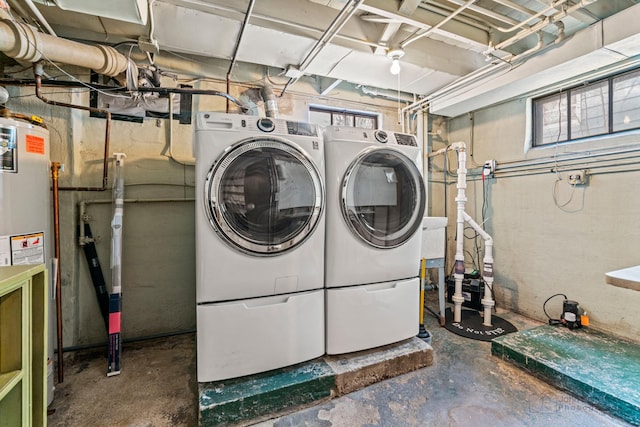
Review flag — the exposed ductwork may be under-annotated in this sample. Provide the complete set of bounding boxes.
[0,19,129,76]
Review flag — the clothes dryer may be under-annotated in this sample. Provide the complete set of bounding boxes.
[195,112,325,381]
[323,126,425,355]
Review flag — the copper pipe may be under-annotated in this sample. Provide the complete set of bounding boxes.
[51,162,64,383]
[35,72,111,191]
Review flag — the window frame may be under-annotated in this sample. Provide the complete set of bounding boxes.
[532,68,640,147]
[308,105,380,129]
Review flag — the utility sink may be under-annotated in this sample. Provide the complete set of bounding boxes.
[605,265,640,292]
[421,217,447,260]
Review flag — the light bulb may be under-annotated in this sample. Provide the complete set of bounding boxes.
[390,58,400,75]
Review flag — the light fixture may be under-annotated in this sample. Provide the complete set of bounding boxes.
[387,48,405,75]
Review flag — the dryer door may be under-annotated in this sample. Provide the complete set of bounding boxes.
[341,147,425,248]
[205,137,323,256]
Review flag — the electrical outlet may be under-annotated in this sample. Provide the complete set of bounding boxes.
[483,159,496,177]
[567,170,588,185]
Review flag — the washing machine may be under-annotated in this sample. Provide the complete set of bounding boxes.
[194,112,325,382]
[323,126,426,355]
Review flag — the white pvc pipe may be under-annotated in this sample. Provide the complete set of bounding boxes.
[449,141,467,323]
[437,141,495,325]
[462,212,494,326]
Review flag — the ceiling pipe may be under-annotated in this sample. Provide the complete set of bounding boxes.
[0,19,128,76]
[226,0,255,113]
[416,4,490,32]
[485,31,544,65]
[357,84,414,103]
[401,0,478,48]
[490,0,597,53]
[2,77,252,113]
[492,0,570,33]
[491,0,538,17]
[425,0,519,26]
[20,0,57,36]
[297,0,363,72]
[421,18,574,116]
[280,0,364,96]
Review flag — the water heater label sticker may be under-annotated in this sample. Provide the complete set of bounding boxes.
[9,232,45,265]
[26,134,45,155]
[0,236,10,266]
[0,125,17,173]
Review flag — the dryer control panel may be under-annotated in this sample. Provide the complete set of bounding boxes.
[323,126,418,147]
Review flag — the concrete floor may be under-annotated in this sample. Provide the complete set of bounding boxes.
[47,292,631,426]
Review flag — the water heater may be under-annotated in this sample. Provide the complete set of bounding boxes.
[0,116,55,404]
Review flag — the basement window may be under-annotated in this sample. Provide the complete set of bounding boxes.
[308,106,379,129]
[532,68,640,146]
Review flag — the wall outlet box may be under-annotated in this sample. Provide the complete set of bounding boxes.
[285,66,304,79]
[567,170,588,185]
[483,159,496,177]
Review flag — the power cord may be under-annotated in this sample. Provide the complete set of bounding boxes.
[543,293,567,325]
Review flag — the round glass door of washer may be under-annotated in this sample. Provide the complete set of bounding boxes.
[341,148,425,248]
[205,137,323,256]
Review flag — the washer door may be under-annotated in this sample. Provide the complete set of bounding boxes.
[341,147,425,248]
[205,137,323,256]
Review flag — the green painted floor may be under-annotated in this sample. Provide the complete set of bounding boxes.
[198,338,433,426]
[492,325,640,425]
[199,360,335,426]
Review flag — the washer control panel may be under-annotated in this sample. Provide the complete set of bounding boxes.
[198,113,318,138]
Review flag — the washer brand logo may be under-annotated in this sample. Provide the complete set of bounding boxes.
[312,141,319,150]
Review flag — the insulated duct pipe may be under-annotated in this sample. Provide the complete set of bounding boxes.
[260,83,278,118]
[0,19,128,76]
[429,142,495,325]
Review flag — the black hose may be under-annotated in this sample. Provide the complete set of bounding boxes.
[81,223,110,332]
